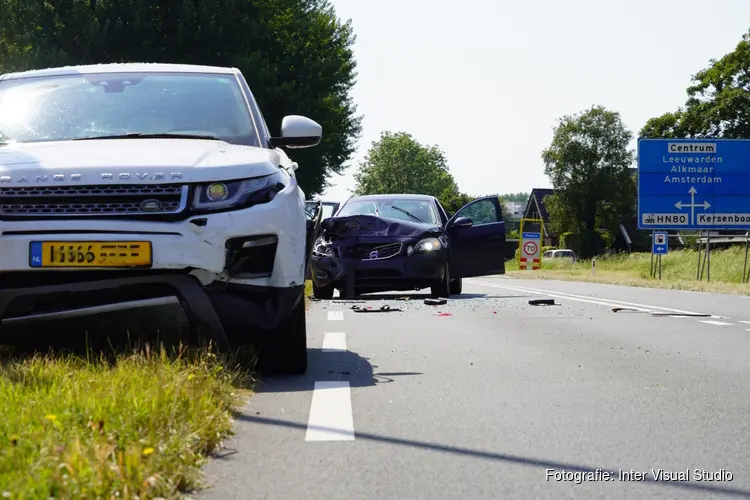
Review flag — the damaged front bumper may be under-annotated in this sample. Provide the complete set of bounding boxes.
[311,245,447,293]
[0,271,305,346]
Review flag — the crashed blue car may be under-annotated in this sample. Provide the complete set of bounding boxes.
[309,194,506,299]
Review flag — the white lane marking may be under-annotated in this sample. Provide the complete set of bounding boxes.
[466,280,652,311]
[327,310,344,321]
[700,320,733,326]
[739,321,750,324]
[322,332,347,352]
[305,381,355,441]
[467,279,715,316]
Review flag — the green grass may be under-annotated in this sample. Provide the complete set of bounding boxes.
[0,347,247,499]
[507,246,750,295]
[304,280,313,307]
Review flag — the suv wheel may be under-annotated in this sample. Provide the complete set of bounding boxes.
[258,295,308,375]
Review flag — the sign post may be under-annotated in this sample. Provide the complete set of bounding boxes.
[651,231,668,280]
[637,139,750,280]
[518,217,544,271]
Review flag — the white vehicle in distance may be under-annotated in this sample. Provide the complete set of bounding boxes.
[542,249,577,262]
[0,63,321,374]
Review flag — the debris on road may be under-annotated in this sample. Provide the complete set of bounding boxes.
[437,312,453,317]
[529,299,556,306]
[424,298,448,306]
[351,305,401,313]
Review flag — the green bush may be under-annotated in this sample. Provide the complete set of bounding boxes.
[561,230,605,259]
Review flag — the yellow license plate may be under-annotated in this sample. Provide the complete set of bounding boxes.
[29,241,152,268]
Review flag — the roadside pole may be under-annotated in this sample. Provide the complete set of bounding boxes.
[650,231,655,278]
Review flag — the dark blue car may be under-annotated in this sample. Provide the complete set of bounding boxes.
[309,194,506,299]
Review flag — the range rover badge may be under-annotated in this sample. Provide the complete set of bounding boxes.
[140,199,163,212]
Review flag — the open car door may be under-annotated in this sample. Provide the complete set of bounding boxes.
[446,196,506,278]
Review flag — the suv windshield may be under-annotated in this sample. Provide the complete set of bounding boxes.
[0,72,259,146]
[337,199,438,225]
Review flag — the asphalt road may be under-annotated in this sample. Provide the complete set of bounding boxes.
[200,276,750,500]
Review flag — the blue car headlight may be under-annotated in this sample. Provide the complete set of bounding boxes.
[408,237,441,255]
[191,171,286,212]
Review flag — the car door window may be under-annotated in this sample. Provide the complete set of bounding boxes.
[458,199,499,226]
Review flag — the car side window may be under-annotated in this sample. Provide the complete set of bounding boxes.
[457,199,499,226]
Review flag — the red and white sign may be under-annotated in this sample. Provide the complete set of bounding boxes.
[523,241,538,256]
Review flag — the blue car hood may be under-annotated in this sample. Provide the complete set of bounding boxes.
[321,215,442,239]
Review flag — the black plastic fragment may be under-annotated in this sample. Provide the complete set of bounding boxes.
[529,298,555,306]
[612,307,647,313]
[424,298,448,306]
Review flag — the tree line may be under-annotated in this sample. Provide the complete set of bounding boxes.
[1,2,747,258]
[352,28,750,258]
[540,29,750,258]
[351,30,750,259]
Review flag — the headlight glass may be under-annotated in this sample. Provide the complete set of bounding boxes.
[413,237,441,254]
[192,171,285,212]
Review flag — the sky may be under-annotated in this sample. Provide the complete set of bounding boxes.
[319,0,750,202]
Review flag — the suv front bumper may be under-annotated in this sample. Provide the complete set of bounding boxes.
[0,184,307,288]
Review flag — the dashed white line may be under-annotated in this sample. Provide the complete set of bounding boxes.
[322,332,347,352]
[327,310,344,321]
[739,321,750,324]
[700,320,733,326]
[305,381,355,441]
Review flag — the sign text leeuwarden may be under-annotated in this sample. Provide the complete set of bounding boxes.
[637,139,750,230]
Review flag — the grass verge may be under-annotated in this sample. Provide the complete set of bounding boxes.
[304,279,313,308]
[506,246,750,295]
[0,346,246,498]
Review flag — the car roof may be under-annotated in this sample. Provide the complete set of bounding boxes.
[0,63,237,81]
[346,194,436,203]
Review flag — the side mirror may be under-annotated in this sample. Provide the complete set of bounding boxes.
[269,115,322,149]
[451,216,473,228]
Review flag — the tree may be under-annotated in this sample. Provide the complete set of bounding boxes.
[542,105,635,257]
[0,0,360,197]
[353,131,469,210]
[641,29,750,139]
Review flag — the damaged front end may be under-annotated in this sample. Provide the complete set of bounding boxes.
[310,215,448,295]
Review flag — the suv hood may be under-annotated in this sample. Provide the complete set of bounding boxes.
[0,139,281,185]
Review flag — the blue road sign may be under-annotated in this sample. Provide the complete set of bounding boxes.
[638,138,750,230]
[652,231,668,255]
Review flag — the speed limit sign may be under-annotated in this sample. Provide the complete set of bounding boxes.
[519,231,542,270]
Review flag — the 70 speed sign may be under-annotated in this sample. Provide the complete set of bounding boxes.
[520,231,542,270]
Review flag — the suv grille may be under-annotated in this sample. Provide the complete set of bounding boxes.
[0,184,188,217]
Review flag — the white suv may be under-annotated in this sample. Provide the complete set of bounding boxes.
[0,63,321,374]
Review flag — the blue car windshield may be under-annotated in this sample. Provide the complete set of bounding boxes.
[0,72,259,146]
[337,199,438,225]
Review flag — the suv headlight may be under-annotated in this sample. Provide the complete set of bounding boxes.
[408,237,441,255]
[191,171,286,212]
